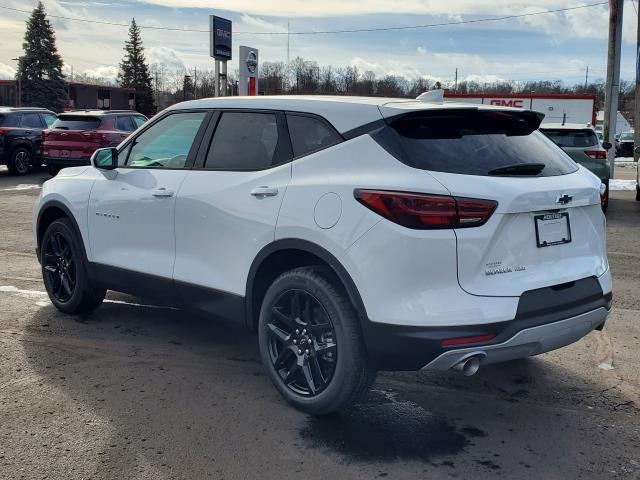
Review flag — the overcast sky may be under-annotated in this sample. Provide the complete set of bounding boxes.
[0,0,638,86]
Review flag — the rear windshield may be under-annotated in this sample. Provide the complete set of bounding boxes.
[619,132,634,141]
[541,129,599,148]
[52,115,101,130]
[373,110,578,177]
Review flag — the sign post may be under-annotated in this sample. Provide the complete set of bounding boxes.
[238,46,259,96]
[210,15,232,97]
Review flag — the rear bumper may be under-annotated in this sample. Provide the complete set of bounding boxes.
[44,156,91,168]
[361,276,612,371]
[422,306,610,371]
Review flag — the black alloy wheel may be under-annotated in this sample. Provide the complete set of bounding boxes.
[266,289,338,396]
[42,231,77,303]
[9,148,31,175]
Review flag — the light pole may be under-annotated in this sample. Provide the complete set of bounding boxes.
[11,57,21,107]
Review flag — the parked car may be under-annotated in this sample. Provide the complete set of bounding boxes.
[539,123,610,210]
[34,96,611,414]
[0,107,57,175]
[615,131,635,158]
[43,110,147,176]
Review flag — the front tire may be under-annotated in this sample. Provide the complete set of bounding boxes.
[41,219,106,314]
[7,147,31,175]
[258,267,375,415]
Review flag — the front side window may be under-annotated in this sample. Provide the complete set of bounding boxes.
[205,112,282,170]
[21,113,43,129]
[42,113,57,128]
[287,114,342,157]
[124,111,207,169]
[116,116,134,131]
[132,116,146,128]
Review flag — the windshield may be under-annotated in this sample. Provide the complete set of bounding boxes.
[52,116,101,130]
[373,110,578,177]
[540,129,599,148]
[620,132,634,141]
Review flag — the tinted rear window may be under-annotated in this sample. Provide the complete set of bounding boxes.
[373,110,578,177]
[541,129,599,148]
[52,115,101,130]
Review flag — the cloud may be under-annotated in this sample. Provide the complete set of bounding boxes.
[82,66,119,82]
[0,62,16,80]
[147,47,187,70]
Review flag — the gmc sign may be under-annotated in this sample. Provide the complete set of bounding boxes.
[489,99,525,108]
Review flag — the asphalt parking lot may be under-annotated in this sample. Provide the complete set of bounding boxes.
[0,165,639,480]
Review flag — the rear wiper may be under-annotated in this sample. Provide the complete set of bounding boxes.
[488,163,545,176]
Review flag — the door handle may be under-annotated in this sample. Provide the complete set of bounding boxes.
[250,186,279,198]
[24,130,32,134]
[152,188,174,198]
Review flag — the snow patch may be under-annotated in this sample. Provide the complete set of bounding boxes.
[0,184,42,192]
[598,362,614,370]
[609,179,637,191]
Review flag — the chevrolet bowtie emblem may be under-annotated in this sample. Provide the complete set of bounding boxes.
[556,194,573,205]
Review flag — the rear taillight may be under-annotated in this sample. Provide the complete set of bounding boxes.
[0,128,8,136]
[354,190,497,229]
[584,149,607,160]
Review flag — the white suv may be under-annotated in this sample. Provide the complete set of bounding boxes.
[34,96,612,414]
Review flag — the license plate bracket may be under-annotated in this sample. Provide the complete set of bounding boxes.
[534,212,571,248]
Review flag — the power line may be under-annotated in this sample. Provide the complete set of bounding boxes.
[0,2,609,35]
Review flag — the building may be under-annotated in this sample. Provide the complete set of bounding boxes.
[444,92,597,126]
[0,80,136,112]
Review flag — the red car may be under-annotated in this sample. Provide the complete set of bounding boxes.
[43,110,147,175]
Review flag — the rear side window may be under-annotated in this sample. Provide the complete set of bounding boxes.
[42,113,57,128]
[373,110,578,177]
[132,116,146,128]
[287,114,342,157]
[1,114,21,127]
[205,112,288,170]
[541,129,599,148]
[52,115,101,130]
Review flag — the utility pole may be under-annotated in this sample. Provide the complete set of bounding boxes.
[287,20,290,66]
[603,0,624,180]
[454,68,458,92]
[635,2,640,162]
[193,67,197,100]
[11,57,21,107]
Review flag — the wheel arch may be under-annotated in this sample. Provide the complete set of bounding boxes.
[245,239,367,330]
[36,200,87,263]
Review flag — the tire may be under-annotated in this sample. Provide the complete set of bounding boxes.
[7,147,31,175]
[601,179,609,212]
[47,165,60,177]
[41,218,106,314]
[258,266,375,415]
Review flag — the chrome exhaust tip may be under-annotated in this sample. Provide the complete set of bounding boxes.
[452,355,483,376]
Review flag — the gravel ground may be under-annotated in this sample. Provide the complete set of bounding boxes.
[0,166,638,480]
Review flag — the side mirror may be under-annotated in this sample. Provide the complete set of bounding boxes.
[91,148,118,170]
[602,141,612,150]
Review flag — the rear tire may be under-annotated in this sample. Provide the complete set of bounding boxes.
[41,218,106,314]
[7,147,31,175]
[601,179,609,212]
[258,266,375,415]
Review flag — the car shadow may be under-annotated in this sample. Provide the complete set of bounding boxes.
[20,296,636,477]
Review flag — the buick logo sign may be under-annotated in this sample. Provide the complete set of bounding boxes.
[246,51,257,74]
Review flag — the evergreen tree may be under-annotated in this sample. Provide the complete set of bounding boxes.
[118,19,155,116]
[17,2,67,111]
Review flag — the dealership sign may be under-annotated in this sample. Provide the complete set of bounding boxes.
[210,15,232,61]
[239,46,259,96]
